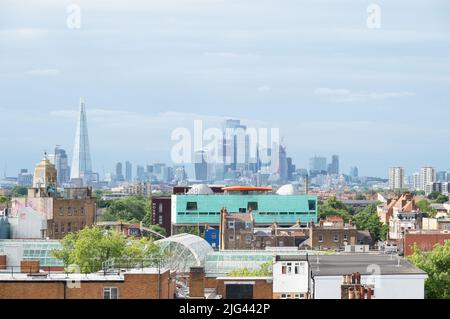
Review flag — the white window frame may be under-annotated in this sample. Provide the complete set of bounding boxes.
[103,287,119,299]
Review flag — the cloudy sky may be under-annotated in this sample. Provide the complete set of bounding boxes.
[1,0,449,178]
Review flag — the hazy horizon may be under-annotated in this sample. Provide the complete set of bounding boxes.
[1,0,450,178]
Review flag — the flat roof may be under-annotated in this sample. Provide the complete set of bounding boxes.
[0,267,168,282]
[222,186,273,192]
[216,276,272,281]
[310,254,426,276]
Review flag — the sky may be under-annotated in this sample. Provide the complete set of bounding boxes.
[0,0,449,178]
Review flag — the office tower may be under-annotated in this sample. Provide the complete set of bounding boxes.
[420,167,436,191]
[309,156,327,174]
[327,155,339,175]
[115,162,124,182]
[174,166,187,183]
[349,166,359,179]
[125,161,132,182]
[195,149,208,181]
[286,157,295,181]
[136,165,146,182]
[70,98,93,185]
[436,171,447,182]
[54,146,70,186]
[271,143,287,182]
[389,167,405,191]
[412,172,420,191]
[223,119,248,172]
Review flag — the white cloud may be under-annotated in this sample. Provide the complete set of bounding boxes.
[257,85,271,92]
[314,87,416,102]
[25,69,61,77]
[203,52,259,58]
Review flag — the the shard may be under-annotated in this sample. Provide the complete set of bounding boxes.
[70,98,92,185]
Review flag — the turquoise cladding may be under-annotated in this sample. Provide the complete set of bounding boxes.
[174,194,318,225]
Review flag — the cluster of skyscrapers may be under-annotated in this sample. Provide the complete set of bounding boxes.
[389,166,450,195]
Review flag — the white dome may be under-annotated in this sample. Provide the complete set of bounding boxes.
[276,184,297,195]
[187,184,214,195]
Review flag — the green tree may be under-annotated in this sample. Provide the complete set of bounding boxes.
[227,261,272,277]
[427,191,441,200]
[101,196,149,222]
[436,195,449,204]
[408,241,450,299]
[318,197,352,222]
[416,199,437,217]
[11,186,28,197]
[177,226,205,237]
[147,224,167,237]
[0,196,9,204]
[353,204,384,242]
[51,226,162,272]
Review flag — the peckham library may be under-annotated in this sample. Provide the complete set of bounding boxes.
[171,185,318,229]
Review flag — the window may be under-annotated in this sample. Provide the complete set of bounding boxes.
[211,232,217,240]
[308,200,316,211]
[228,221,235,229]
[159,203,163,213]
[59,207,64,216]
[186,202,198,210]
[60,223,65,233]
[318,234,324,243]
[343,234,348,242]
[158,215,163,225]
[54,223,59,233]
[238,208,246,213]
[67,207,73,216]
[333,234,339,242]
[229,235,235,241]
[103,287,118,299]
[74,208,78,216]
[67,222,72,232]
[80,207,85,216]
[245,235,252,243]
[247,202,258,211]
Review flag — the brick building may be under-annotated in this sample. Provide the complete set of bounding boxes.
[9,157,96,239]
[218,208,308,250]
[403,230,450,256]
[305,216,371,250]
[0,260,175,299]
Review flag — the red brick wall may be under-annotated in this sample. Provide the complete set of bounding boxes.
[0,270,174,299]
[216,279,273,299]
[404,233,450,256]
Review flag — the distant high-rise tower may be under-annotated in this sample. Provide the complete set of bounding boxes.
[389,167,405,191]
[419,166,435,191]
[327,155,339,175]
[125,161,132,182]
[54,146,70,186]
[115,162,124,182]
[70,99,93,185]
[195,149,208,181]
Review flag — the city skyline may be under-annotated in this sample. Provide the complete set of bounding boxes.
[1,0,450,177]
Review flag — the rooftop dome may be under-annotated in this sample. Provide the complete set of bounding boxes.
[187,184,213,195]
[276,184,298,195]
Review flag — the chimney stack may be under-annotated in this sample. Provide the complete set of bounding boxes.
[189,267,205,299]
